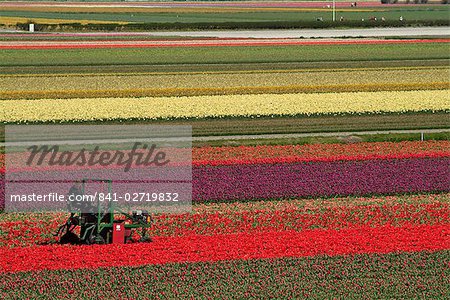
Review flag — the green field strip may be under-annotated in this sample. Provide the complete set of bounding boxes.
[1,59,448,75]
[1,7,449,23]
[1,112,447,137]
[0,43,448,67]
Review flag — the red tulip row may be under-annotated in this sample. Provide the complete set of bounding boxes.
[193,151,449,166]
[0,1,433,9]
[193,141,450,165]
[3,39,449,50]
[1,224,448,273]
[1,194,447,248]
[2,140,448,171]
[154,202,450,237]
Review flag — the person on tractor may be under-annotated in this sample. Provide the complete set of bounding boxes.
[67,180,95,215]
[68,181,83,215]
[55,181,97,244]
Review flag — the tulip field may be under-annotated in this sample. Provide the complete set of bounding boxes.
[0,139,449,297]
[0,30,449,298]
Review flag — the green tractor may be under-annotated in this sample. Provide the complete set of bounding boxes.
[54,179,152,245]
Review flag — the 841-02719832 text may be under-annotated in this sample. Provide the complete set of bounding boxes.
[8,192,180,203]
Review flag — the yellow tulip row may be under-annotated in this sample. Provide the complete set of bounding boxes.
[1,90,448,123]
[0,16,129,26]
[0,82,447,100]
[1,67,447,97]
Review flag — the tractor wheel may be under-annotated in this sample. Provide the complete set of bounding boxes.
[60,232,80,245]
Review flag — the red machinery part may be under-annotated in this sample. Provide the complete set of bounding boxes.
[112,222,125,244]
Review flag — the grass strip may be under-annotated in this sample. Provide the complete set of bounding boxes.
[2,59,448,75]
[1,43,448,67]
[0,112,447,137]
[192,132,450,147]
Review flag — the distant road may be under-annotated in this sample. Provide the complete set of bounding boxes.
[151,27,450,39]
[2,27,449,39]
[0,29,21,33]
[3,129,448,146]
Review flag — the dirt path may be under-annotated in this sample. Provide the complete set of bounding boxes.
[2,128,448,147]
[149,27,450,39]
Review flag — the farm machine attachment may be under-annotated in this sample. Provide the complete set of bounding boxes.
[54,179,152,245]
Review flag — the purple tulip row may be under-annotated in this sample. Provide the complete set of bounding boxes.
[0,158,448,209]
[191,157,449,201]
